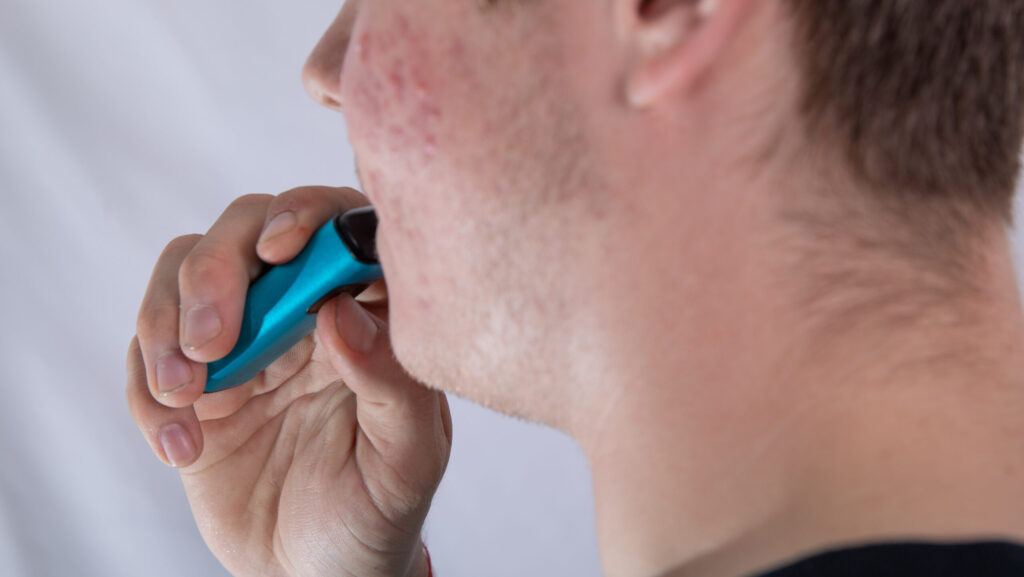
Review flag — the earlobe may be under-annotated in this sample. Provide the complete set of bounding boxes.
[624,0,745,109]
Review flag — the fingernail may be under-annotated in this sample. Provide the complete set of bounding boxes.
[159,423,196,467]
[182,305,222,349]
[336,296,378,354]
[155,352,193,396]
[258,211,297,245]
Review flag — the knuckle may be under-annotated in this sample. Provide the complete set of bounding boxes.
[275,186,324,212]
[179,249,236,288]
[332,186,369,208]
[125,385,140,420]
[334,186,363,199]
[126,336,143,376]
[163,234,203,256]
[228,193,273,212]
[125,377,146,418]
[125,355,152,417]
[275,186,364,214]
[136,301,181,340]
[127,334,141,356]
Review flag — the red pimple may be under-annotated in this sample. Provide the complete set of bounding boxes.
[423,134,438,159]
[409,70,442,120]
[414,81,428,101]
[388,66,406,99]
[409,67,430,96]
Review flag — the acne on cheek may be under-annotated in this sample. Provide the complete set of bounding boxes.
[349,15,447,163]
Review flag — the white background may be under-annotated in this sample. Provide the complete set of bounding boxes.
[0,2,1021,577]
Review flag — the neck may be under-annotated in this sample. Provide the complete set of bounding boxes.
[572,213,1024,577]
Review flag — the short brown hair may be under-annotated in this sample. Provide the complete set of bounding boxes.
[788,0,1024,226]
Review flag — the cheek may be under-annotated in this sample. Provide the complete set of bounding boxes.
[340,12,482,274]
[341,14,448,169]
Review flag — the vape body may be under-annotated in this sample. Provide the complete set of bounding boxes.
[204,207,383,393]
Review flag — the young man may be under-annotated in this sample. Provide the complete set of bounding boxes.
[127,1,1024,576]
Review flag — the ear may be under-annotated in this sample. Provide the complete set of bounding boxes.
[620,0,755,108]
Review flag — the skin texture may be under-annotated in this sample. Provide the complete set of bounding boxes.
[333,0,610,428]
[130,1,1024,577]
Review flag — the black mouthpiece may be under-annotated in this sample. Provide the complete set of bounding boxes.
[334,206,379,265]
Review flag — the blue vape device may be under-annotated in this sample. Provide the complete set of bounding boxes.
[204,206,383,393]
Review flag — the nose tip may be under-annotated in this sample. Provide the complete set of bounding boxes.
[303,3,358,112]
[302,49,345,112]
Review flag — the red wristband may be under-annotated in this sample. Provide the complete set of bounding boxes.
[422,543,433,577]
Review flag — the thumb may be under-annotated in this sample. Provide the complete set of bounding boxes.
[315,295,447,464]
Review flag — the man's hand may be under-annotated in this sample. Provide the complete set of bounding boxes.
[126,187,452,577]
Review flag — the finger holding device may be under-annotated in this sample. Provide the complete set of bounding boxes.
[204,206,383,393]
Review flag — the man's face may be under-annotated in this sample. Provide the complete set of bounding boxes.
[305,0,612,420]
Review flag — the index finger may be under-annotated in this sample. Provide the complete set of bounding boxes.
[178,194,274,363]
[255,186,370,265]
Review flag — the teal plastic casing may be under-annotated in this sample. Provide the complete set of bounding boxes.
[204,207,383,393]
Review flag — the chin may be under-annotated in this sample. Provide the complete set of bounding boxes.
[389,306,549,426]
[389,323,456,397]
[386,293,444,386]
[389,301,472,395]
